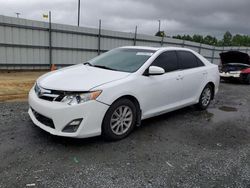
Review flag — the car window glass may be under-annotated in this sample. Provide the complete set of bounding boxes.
[196,57,205,67]
[151,51,178,72]
[90,49,155,73]
[178,51,200,69]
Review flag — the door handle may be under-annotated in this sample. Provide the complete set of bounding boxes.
[176,75,184,80]
[202,72,208,75]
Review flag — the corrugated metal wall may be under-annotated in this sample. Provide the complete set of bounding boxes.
[0,15,249,69]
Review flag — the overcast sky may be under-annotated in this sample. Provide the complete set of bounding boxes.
[0,0,249,37]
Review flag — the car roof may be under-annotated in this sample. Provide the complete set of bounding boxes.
[119,46,213,67]
[120,46,192,52]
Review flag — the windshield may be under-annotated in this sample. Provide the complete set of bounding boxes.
[88,48,156,73]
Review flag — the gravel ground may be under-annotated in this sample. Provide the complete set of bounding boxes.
[0,83,249,188]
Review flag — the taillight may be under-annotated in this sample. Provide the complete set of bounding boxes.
[241,68,250,74]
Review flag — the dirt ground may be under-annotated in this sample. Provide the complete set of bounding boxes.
[0,71,47,102]
[0,83,249,187]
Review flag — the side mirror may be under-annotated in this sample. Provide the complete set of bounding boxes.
[146,66,165,76]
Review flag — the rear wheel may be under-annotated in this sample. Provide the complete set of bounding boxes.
[221,77,229,82]
[196,84,213,110]
[102,98,137,141]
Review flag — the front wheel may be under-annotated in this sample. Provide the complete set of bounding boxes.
[196,85,213,110]
[102,98,137,141]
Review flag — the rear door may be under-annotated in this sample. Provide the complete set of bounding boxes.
[176,51,208,102]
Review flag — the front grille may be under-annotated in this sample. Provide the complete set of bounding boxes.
[35,83,86,102]
[39,96,55,101]
[31,108,55,129]
[35,83,65,102]
[37,91,65,102]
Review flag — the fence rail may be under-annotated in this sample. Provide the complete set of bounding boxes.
[0,15,249,70]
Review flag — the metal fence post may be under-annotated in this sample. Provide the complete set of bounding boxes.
[133,26,137,46]
[245,47,248,53]
[160,35,164,47]
[49,11,52,69]
[198,43,201,54]
[182,40,185,47]
[98,19,101,55]
[211,47,215,64]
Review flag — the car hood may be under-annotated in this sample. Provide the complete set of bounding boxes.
[220,51,250,65]
[37,64,130,91]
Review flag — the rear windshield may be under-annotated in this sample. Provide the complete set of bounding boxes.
[221,63,250,71]
[89,48,156,73]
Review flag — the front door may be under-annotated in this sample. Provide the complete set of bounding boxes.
[138,51,183,118]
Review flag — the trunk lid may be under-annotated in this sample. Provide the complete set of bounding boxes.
[220,51,250,65]
[220,51,250,72]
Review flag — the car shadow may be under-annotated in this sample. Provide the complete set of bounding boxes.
[220,79,249,85]
[30,102,250,150]
[30,106,194,147]
[31,123,104,146]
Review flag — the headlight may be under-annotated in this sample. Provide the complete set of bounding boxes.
[61,90,102,105]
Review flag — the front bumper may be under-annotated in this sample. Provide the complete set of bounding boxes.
[28,89,109,138]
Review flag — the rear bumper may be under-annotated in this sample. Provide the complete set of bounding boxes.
[28,88,109,138]
[219,72,240,78]
[220,72,249,82]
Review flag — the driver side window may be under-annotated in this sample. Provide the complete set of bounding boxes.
[151,51,179,72]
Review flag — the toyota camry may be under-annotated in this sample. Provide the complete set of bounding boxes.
[28,47,220,140]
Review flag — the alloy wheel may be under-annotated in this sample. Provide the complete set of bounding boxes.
[201,87,211,107]
[110,105,133,135]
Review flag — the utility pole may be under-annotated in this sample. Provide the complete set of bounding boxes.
[158,20,161,32]
[49,11,52,68]
[15,13,20,18]
[77,0,81,26]
[98,19,102,55]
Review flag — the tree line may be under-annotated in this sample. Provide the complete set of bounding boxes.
[172,31,250,47]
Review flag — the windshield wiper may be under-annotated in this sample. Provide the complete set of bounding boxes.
[92,65,117,71]
[83,62,93,66]
[83,62,117,71]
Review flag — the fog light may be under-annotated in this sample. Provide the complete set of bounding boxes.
[62,118,83,133]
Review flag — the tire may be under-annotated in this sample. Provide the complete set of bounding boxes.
[102,98,137,141]
[195,84,213,110]
[245,74,250,85]
[221,77,229,82]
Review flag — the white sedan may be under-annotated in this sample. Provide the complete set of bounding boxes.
[28,46,220,140]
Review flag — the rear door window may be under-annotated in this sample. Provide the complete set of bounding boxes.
[151,51,179,72]
[177,51,203,69]
[196,57,205,67]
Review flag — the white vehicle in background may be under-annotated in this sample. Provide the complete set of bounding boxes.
[28,46,220,140]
